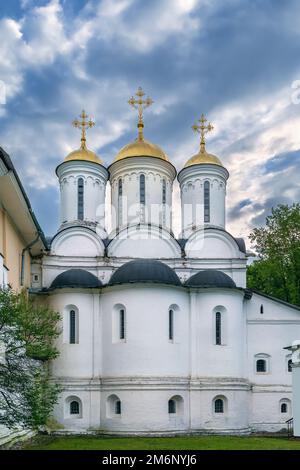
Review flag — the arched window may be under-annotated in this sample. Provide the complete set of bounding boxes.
[119,309,125,340]
[279,399,291,415]
[69,310,76,344]
[169,309,174,341]
[115,400,121,415]
[288,359,292,372]
[64,305,79,344]
[140,174,145,205]
[215,312,221,345]
[112,304,126,343]
[214,398,224,413]
[106,394,122,418]
[260,304,264,314]
[162,179,166,204]
[281,403,287,413]
[168,305,180,342]
[204,181,210,223]
[256,359,267,373]
[70,400,80,415]
[168,399,176,414]
[255,353,270,374]
[77,178,84,220]
[168,395,184,416]
[65,396,82,418]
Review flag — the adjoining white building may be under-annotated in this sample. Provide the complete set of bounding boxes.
[33,94,300,434]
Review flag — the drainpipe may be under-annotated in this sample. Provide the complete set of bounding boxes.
[20,232,41,287]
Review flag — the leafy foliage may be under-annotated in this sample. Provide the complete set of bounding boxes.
[247,204,300,305]
[0,289,61,429]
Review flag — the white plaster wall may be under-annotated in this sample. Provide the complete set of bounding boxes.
[185,229,244,260]
[100,388,189,433]
[178,164,228,236]
[246,293,300,385]
[190,290,246,378]
[45,269,300,433]
[109,157,176,232]
[50,292,98,379]
[52,389,101,432]
[196,388,250,432]
[250,391,292,432]
[107,225,181,258]
[57,160,108,228]
[101,285,189,377]
[50,227,105,257]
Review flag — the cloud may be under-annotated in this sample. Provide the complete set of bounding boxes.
[88,0,201,52]
[0,0,70,100]
[1,0,300,243]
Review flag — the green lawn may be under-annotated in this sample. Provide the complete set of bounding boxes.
[23,435,300,450]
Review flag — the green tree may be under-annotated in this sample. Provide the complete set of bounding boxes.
[247,204,300,305]
[0,289,61,429]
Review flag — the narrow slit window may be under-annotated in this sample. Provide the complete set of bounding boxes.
[260,304,264,314]
[77,178,84,220]
[162,179,166,204]
[69,310,76,344]
[115,400,121,415]
[168,399,176,414]
[215,312,221,345]
[118,178,123,197]
[140,174,145,205]
[120,309,125,340]
[288,359,292,372]
[169,309,174,341]
[118,179,123,226]
[204,181,210,223]
[281,403,287,413]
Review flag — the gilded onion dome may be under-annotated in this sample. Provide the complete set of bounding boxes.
[64,110,103,164]
[115,138,168,162]
[114,87,169,163]
[184,150,223,168]
[184,114,223,168]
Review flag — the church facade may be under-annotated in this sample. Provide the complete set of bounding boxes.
[33,89,300,434]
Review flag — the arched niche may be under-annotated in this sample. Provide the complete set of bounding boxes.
[107,224,181,258]
[185,228,245,259]
[51,226,105,257]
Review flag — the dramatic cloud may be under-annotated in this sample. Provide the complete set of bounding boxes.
[0,0,300,246]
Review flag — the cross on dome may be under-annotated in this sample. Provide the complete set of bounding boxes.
[72,110,95,150]
[128,87,154,141]
[192,114,214,154]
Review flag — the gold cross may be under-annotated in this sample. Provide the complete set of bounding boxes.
[72,110,95,149]
[128,87,153,141]
[192,113,214,153]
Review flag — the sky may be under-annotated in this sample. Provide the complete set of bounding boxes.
[1,0,300,245]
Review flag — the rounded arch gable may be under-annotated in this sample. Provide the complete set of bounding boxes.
[185,228,244,259]
[51,227,105,257]
[107,224,181,258]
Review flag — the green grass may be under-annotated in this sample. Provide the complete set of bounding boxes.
[23,435,300,450]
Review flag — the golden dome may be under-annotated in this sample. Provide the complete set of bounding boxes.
[184,149,223,168]
[114,87,169,163]
[114,138,169,162]
[64,109,103,164]
[184,113,223,168]
[64,146,103,164]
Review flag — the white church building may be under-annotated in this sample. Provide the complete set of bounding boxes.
[33,89,300,434]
